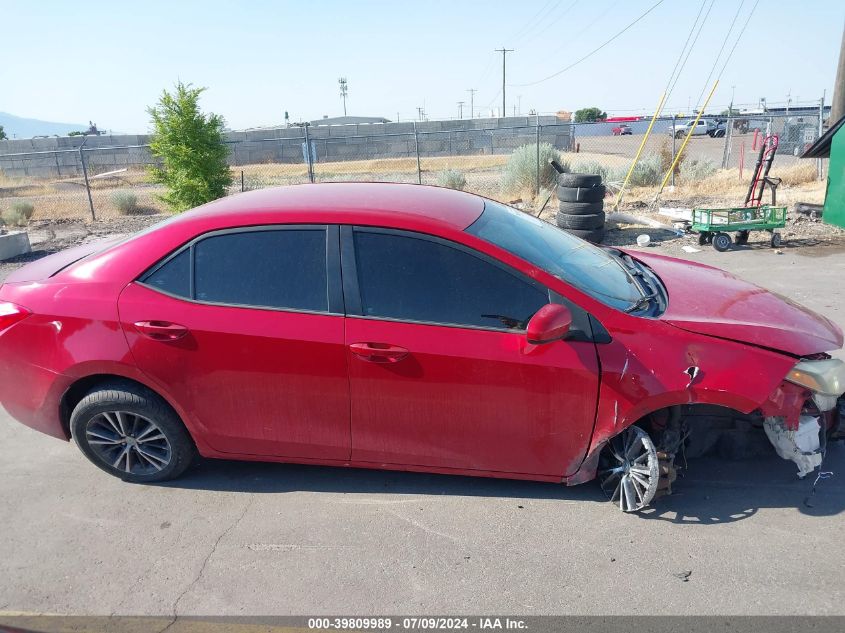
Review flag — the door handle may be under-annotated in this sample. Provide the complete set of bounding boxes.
[349,342,409,363]
[134,320,189,341]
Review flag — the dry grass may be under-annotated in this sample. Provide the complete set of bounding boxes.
[622,163,826,209]
[1,150,828,222]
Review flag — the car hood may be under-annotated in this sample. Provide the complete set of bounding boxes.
[629,251,844,357]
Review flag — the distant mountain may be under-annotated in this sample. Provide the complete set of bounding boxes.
[0,112,87,139]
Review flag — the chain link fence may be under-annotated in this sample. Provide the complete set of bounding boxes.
[0,112,828,223]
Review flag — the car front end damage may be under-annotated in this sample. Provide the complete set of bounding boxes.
[760,357,845,477]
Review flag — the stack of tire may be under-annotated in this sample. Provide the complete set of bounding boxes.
[556,173,606,244]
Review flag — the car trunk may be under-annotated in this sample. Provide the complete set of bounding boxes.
[2,237,126,285]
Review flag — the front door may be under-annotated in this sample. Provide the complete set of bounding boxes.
[118,225,350,460]
[343,227,600,477]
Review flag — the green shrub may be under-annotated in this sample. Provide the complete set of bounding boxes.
[502,142,563,196]
[111,190,139,214]
[436,169,467,191]
[680,158,718,183]
[2,201,34,226]
[147,81,232,212]
[627,153,663,187]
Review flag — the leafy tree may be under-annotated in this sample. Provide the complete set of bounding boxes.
[719,107,739,117]
[147,81,232,212]
[0,125,6,140]
[574,107,607,123]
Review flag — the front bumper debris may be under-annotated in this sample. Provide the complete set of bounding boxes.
[764,415,823,478]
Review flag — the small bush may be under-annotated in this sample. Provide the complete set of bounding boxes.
[112,190,139,214]
[658,138,686,177]
[2,201,34,226]
[680,158,718,183]
[627,153,663,187]
[436,169,467,191]
[502,142,563,197]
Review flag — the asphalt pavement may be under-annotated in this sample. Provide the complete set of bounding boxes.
[1,243,844,617]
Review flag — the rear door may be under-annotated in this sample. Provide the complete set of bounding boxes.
[342,226,600,477]
[118,225,350,460]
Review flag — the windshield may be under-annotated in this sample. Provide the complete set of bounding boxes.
[466,201,643,310]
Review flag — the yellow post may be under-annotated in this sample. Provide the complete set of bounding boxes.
[657,80,719,194]
[613,91,667,211]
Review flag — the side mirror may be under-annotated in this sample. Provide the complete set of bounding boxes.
[526,303,572,345]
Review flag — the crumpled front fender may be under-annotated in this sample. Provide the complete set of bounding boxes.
[565,322,799,483]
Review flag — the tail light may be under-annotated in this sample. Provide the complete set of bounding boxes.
[0,302,31,333]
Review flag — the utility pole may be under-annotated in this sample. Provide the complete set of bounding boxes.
[338,77,348,116]
[495,48,513,118]
[457,101,465,119]
[417,107,425,122]
[467,88,476,119]
[831,20,845,124]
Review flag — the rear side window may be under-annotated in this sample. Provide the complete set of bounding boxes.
[143,249,190,298]
[353,230,548,330]
[140,228,329,312]
[195,230,328,311]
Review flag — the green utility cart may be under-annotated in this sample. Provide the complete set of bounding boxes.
[692,205,787,252]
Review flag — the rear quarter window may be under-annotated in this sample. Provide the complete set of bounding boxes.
[141,249,191,298]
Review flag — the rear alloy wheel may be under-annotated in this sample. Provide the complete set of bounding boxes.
[71,382,195,483]
[599,426,660,512]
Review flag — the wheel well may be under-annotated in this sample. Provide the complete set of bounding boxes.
[59,374,181,440]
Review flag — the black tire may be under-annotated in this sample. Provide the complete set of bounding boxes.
[558,200,604,215]
[70,381,195,483]
[557,184,607,203]
[556,211,605,230]
[712,232,732,252]
[735,230,750,245]
[563,227,605,243]
[558,173,602,188]
[770,232,782,248]
[697,232,709,245]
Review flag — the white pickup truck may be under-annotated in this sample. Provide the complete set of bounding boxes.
[670,119,723,138]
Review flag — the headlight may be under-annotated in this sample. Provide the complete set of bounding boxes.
[786,358,845,396]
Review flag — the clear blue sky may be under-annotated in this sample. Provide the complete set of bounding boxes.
[3,0,843,132]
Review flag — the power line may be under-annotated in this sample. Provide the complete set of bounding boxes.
[661,0,709,105]
[546,0,621,58]
[716,0,761,80]
[693,0,746,109]
[510,0,562,42]
[528,0,579,42]
[512,0,666,87]
[665,0,715,106]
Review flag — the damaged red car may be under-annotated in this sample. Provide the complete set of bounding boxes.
[1,183,843,512]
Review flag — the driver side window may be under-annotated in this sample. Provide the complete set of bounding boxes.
[352,229,549,330]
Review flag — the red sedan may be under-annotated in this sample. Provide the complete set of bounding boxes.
[1,184,843,512]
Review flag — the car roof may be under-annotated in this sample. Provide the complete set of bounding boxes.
[170,182,486,232]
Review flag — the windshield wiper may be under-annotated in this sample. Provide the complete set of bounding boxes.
[624,292,658,313]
